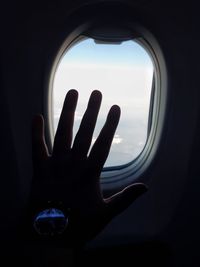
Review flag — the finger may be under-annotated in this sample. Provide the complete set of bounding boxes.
[53,89,78,155]
[72,90,102,158]
[32,114,49,168]
[88,105,120,176]
[105,183,148,218]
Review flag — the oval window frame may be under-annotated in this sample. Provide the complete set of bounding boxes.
[46,2,168,192]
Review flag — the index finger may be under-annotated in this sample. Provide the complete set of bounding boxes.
[88,105,121,177]
[53,89,78,155]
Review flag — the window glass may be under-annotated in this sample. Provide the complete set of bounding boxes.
[53,38,154,167]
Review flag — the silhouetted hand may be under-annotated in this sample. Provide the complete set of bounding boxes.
[30,89,147,247]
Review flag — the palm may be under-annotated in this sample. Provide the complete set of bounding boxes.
[30,90,147,247]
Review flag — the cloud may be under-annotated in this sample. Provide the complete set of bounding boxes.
[112,134,123,144]
[91,134,123,145]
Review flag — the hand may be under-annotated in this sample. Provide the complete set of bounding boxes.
[30,89,147,247]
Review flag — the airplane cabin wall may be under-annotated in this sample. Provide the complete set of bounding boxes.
[0,0,200,266]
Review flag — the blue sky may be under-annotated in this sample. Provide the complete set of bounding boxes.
[61,38,153,67]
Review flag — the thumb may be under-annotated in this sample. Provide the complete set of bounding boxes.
[32,114,49,167]
[106,183,148,218]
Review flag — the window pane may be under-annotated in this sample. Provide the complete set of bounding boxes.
[53,38,154,167]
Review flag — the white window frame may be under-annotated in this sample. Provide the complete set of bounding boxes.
[46,5,167,193]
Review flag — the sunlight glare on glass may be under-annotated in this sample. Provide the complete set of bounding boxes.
[53,38,154,167]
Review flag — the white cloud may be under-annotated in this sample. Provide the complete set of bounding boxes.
[112,134,123,144]
[91,134,123,145]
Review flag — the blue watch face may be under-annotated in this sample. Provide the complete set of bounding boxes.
[33,208,68,236]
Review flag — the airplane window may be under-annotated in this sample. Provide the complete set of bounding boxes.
[52,38,154,168]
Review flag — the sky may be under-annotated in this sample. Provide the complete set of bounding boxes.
[52,38,154,167]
